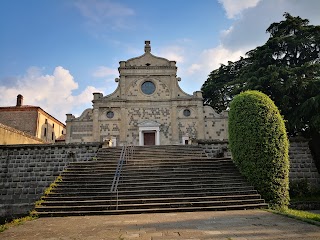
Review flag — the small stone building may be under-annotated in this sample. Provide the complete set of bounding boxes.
[66,41,228,145]
[0,95,66,143]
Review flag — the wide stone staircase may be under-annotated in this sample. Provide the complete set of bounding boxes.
[35,145,267,217]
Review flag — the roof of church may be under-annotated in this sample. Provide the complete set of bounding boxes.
[122,41,176,68]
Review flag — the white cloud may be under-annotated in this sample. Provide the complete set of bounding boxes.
[184,0,320,85]
[187,64,202,75]
[93,66,118,78]
[176,45,245,94]
[218,0,261,19]
[186,45,244,77]
[221,0,320,52]
[158,45,185,63]
[0,66,102,122]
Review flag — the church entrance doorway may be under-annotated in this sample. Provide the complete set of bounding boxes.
[144,131,156,145]
[138,120,160,146]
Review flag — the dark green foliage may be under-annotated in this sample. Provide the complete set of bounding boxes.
[289,179,314,199]
[309,132,320,174]
[202,13,320,136]
[229,90,290,209]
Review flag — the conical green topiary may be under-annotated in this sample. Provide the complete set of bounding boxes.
[229,90,289,209]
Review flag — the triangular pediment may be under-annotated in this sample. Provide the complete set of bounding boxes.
[138,120,161,127]
[126,52,170,67]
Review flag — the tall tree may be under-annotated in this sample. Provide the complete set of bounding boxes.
[202,13,320,136]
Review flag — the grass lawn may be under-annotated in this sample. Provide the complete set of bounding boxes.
[267,208,320,226]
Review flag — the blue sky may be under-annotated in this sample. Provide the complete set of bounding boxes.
[1,0,320,122]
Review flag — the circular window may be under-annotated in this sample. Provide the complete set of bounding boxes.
[141,81,156,95]
[183,109,191,117]
[106,111,114,119]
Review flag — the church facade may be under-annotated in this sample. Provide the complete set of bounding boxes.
[65,41,228,146]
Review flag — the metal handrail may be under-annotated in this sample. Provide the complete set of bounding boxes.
[110,144,134,193]
[110,144,134,210]
[110,145,126,193]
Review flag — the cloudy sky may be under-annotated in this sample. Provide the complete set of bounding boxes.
[1,0,320,123]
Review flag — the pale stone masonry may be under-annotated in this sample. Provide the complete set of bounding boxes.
[66,41,228,145]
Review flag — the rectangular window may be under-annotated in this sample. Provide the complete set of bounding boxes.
[52,132,54,140]
[44,128,47,137]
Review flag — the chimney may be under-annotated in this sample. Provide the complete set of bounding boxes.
[16,94,23,107]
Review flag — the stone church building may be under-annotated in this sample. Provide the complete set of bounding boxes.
[66,41,228,146]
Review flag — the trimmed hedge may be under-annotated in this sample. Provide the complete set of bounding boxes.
[228,90,289,209]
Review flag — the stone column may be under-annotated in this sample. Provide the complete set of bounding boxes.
[156,129,160,145]
[139,130,143,146]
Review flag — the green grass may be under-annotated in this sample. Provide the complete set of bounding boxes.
[284,209,320,222]
[267,208,320,225]
[0,214,38,233]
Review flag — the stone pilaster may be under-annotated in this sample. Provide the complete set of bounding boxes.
[196,102,205,140]
[92,108,100,142]
[119,107,127,145]
[171,102,179,144]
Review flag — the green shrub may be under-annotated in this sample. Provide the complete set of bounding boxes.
[289,179,313,198]
[229,90,290,209]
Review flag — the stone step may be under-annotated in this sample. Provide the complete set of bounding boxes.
[43,190,260,202]
[64,166,239,174]
[57,177,246,186]
[45,189,260,201]
[53,182,252,192]
[36,203,268,217]
[40,194,263,206]
[68,158,233,165]
[37,199,266,212]
[35,145,267,217]
[66,161,236,169]
[67,160,235,170]
[60,175,245,183]
[60,172,243,180]
[49,185,255,195]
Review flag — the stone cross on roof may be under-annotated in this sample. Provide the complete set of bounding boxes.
[144,40,151,53]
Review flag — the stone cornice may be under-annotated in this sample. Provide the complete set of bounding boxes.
[119,66,176,70]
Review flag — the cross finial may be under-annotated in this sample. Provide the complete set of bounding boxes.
[144,40,151,53]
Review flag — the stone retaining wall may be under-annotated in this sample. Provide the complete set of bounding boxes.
[289,138,320,187]
[0,143,100,221]
[199,138,320,188]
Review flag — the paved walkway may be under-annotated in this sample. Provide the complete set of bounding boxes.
[1,210,319,240]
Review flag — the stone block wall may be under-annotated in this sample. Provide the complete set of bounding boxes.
[199,141,230,158]
[199,138,320,188]
[289,138,320,187]
[0,143,100,221]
